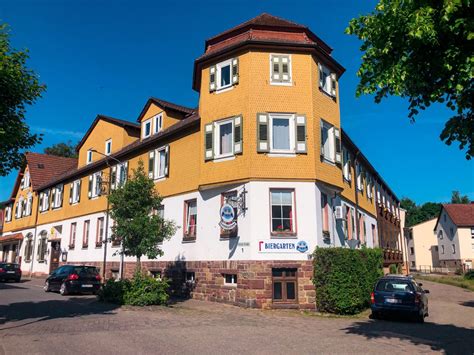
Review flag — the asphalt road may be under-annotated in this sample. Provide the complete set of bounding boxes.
[0,278,473,354]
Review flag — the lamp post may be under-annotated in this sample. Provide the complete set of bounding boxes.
[90,150,124,280]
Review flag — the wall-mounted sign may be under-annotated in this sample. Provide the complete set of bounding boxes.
[219,203,237,231]
[258,240,309,253]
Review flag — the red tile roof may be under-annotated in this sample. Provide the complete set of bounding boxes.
[25,153,78,190]
[0,232,24,243]
[443,204,474,227]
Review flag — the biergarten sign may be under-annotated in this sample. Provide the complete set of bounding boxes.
[219,203,237,230]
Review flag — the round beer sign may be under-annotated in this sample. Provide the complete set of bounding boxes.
[219,203,236,230]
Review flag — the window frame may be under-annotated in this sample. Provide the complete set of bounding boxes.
[142,119,152,139]
[216,59,233,91]
[183,199,197,241]
[82,220,90,248]
[96,217,104,247]
[320,120,335,163]
[214,118,235,159]
[224,273,238,286]
[153,113,163,134]
[37,231,48,262]
[269,113,296,154]
[153,146,168,180]
[86,150,93,164]
[269,54,292,86]
[5,205,12,222]
[272,268,298,304]
[69,222,77,249]
[71,180,81,204]
[269,188,297,237]
[24,234,33,262]
[105,139,112,155]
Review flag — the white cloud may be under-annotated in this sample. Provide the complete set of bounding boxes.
[31,126,84,138]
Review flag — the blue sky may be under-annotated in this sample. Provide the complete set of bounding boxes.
[1,0,473,204]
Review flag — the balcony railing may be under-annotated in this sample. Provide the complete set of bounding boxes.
[382,248,404,265]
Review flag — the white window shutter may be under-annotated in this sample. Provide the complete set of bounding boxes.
[148,151,155,179]
[318,63,324,88]
[111,166,117,189]
[88,175,93,199]
[334,128,342,164]
[330,73,337,97]
[204,123,214,161]
[77,180,81,202]
[257,113,269,153]
[232,57,239,85]
[209,65,217,92]
[164,145,170,177]
[234,115,242,154]
[295,114,307,153]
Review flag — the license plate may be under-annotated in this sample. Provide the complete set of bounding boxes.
[386,298,401,304]
[82,284,93,288]
[6,271,15,274]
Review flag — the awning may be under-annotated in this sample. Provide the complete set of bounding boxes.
[0,233,24,244]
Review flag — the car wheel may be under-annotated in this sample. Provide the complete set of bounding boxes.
[44,281,51,292]
[59,282,68,296]
[416,313,425,323]
[370,311,379,320]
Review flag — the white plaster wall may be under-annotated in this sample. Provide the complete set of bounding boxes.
[436,210,462,261]
[458,227,474,261]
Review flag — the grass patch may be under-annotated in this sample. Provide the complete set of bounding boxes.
[415,274,474,292]
[301,308,371,319]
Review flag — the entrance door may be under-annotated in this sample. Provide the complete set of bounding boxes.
[50,241,61,273]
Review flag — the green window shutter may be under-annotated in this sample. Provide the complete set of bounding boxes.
[77,180,81,202]
[257,113,269,153]
[318,63,324,88]
[111,166,117,189]
[232,57,239,85]
[281,55,290,83]
[204,123,214,161]
[334,127,342,165]
[209,65,217,92]
[234,115,242,154]
[271,55,281,82]
[164,145,170,177]
[330,73,337,97]
[295,114,307,153]
[69,183,73,204]
[148,151,155,179]
[88,175,92,199]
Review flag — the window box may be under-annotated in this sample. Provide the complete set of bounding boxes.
[95,242,102,248]
[68,244,75,250]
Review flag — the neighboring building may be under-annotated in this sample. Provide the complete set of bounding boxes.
[0,14,402,309]
[405,218,439,271]
[0,200,7,238]
[434,204,474,271]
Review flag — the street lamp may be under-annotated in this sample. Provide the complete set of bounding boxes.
[90,149,124,280]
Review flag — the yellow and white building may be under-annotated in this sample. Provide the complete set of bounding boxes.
[0,14,403,309]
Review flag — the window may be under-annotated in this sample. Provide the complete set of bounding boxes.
[320,120,341,164]
[96,217,104,247]
[321,193,330,234]
[204,116,242,161]
[105,139,112,155]
[153,113,163,134]
[22,172,30,189]
[87,150,93,164]
[39,190,50,212]
[471,228,474,239]
[438,230,444,240]
[69,222,76,249]
[356,164,364,193]
[272,268,297,303]
[24,234,33,262]
[216,119,234,158]
[224,274,237,285]
[184,199,197,240]
[83,220,90,248]
[15,198,23,219]
[149,270,162,279]
[24,194,32,216]
[69,180,81,204]
[256,113,306,154]
[142,119,152,138]
[111,162,128,189]
[441,245,445,254]
[411,261,416,267]
[209,57,239,92]
[318,63,336,97]
[220,191,238,238]
[342,148,351,181]
[270,54,291,85]
[88,172,102,198]
[148,147,169,180]
[5,205,12,222]
[37,231,47,262]
[271,115,293,152]
[452,244,456,254]
[344,205,355,240]
[185,271,195,282]
[359,213,366,243]
[372,224,377,246]
[270,189,295,235]
[410,247,414,255]
[51,185,63,209]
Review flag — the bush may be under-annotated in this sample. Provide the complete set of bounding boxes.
[99,273,169,306]
[313,247,383,315]
[464,270,474,280]
[389,264,398,274]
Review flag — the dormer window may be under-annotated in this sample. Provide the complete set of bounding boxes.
[143,119,152,139]
[153,114,163,134]
[105,139,112,155]
[87,150,93,164]
[318,63,337,97]
[209,58,239,92]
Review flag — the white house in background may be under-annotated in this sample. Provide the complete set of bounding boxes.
[434,204,474,271]
[406,218,439,271]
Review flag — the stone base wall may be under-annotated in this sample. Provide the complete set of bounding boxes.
[61,259,316,309]
[440,259,463,269]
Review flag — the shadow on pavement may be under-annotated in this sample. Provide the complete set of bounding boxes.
[459,301,474,308]
[0,298,119,330]
[0,283,29,290]
[343,319,474,354]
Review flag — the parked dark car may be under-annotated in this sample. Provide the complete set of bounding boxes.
[44,265,101,295]
[0,262,21,282]
[371,275,429,323]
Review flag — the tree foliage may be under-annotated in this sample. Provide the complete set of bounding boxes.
[43,141,78,158]
[108,160,177,271]
[451,190,471,203]
[0,23,45,176]
[346,0,474,159]
[401,197,442,227]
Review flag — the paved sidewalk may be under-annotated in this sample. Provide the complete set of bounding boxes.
[0,279,473,354]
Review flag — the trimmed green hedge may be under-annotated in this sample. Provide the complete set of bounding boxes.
[313,247,384,315]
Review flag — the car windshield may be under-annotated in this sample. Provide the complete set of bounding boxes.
[72,266,98,275]
[376,279,413,292]
[0,263,17,270]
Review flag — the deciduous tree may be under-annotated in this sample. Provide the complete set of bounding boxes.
[44,141,78,158]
